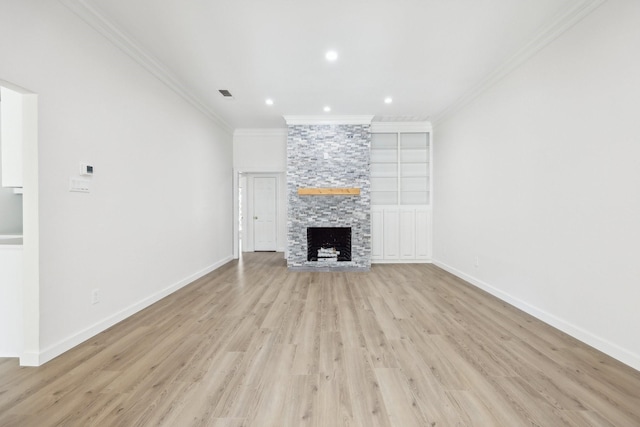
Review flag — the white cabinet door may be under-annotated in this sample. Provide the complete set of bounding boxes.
[371,208,384,260]
[383,208,399,259]
[399,209,416,259]
[370,206,432,263]
[415,209,430,259]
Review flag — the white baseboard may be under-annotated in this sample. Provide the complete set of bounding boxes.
[433,259,640,372]
[18,352,39,367]
[371,259,432,264]
[25,256,233,367]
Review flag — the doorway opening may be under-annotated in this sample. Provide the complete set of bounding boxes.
[235,172,283,256]
[0,79,39,366]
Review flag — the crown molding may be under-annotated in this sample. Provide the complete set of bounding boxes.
[233,128,288,138]
[59,0,233,135]
[370,121,432,133]
[283,115,374,125]
[432,0,606,126]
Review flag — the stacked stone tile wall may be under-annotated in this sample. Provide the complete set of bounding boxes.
[287,124,371,270]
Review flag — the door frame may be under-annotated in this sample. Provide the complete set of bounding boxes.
[1,79,39,366]
[233,169,285,258]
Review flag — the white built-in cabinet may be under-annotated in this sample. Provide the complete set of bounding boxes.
[371,206,432,261]
[370,122,432,263]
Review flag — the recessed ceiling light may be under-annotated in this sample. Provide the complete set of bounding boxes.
[325,50,338,62]
[265,98,274,106]
[323,106,331,112]
[384,97,393,104]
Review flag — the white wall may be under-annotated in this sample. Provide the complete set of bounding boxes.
[0,244,22,357]
[0,104,23,234]
[1,0,233,364]
[233,129,287,171]
[434,0,640,370]
[233,129,287,253]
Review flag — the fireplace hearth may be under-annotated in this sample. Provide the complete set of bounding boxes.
[307,227,352,262]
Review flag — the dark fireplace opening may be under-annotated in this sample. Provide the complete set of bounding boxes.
[307,227,352,262]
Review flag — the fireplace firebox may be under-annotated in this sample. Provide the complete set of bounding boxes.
[307,227,352,262]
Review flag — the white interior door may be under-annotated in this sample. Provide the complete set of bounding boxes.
[253,176,277,251]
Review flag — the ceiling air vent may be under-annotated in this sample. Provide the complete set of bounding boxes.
[218,89,233,98]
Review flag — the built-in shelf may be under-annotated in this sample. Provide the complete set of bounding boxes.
[371,131,430,206]
[298,188,360,196]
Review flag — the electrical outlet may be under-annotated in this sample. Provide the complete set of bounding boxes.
[91,288,100,305]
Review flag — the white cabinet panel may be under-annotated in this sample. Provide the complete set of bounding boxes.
[371,209,384,260]
[415,209,430,259]
[399,209,416,259]
[383,208,399,259]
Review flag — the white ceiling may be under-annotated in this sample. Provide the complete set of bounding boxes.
[66,0,598,130]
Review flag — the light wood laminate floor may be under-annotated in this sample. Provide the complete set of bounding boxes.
[1,252,639,426]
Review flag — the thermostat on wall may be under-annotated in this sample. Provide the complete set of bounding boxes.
[80,163,94,176]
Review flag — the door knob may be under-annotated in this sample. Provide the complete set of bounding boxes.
[254,216,258,220]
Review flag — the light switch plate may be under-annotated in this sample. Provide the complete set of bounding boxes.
[69,177,90,193]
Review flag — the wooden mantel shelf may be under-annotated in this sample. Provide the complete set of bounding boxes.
[298,187,360,196]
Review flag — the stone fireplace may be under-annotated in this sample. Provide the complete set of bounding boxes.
[285,117,372,271]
